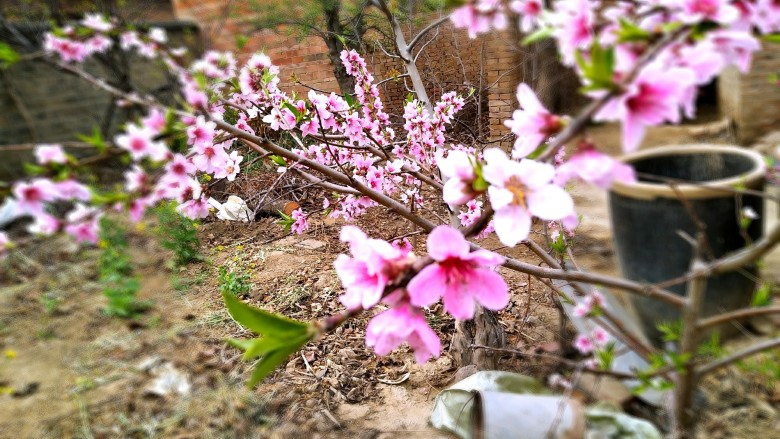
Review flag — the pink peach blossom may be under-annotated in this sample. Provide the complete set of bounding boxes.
[290,208,309,234]
[574,334,594,354]
[81,13,113,32]
[13,179,57,216]
[482,149,574,246]
[365,304,441,363]
[115,123,167,161]
[335,226,408,310]
[592,326,611,347]
[64,204,101,244]
[438,150,478,205]
[407,225,508,319]
[34,144,67,165]
[595,63,695,152]
[53,180,92,202]
[555,149,636,189]
[504,84,563,158]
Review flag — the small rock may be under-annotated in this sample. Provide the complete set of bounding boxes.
[523,316,540,325]
[536,341,561,354]
[748,396,777,418]
[452,365,478,383]
[314,276,332,290]
[337,403,370,421]
[144,363,191,397]
[575,373,632,406]
[296,239,326,250]
[11,382,39,398]
[136,356,163,372]
[749,315,780,335]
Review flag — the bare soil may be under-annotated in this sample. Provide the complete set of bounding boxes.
[1,122,778,438]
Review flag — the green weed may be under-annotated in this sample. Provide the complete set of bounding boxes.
[98,218,150,317]
[154,202,202,267]
[218,266,252,297]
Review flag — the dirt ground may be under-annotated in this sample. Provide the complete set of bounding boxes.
[1,121,779,438]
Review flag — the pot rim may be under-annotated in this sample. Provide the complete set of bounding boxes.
[611,144,766,200]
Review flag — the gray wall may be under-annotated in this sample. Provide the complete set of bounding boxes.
[0,21,200,180]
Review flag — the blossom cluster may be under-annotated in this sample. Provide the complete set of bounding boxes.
[337,225,508,361]
[451,0,770,151]
[5,4,777,374]
[45,14,170,63]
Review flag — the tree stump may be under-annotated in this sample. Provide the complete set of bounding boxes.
[449,305,506,370]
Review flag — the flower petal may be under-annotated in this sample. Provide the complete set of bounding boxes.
[516,83,546,113]
[493,205,531,247]
[622,113,646,152]
[463,249,505,267]
[517,159,555,189]
[487,186,513,210]
[527,184,574,220]
[482,148,511,186]
[443,178,473,205]
[468,269,510,311]
[407,264,445,307]
[408,317,442,363]
[443,282,476,320]
[427,225,469,260]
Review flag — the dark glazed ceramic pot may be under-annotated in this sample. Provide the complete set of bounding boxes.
[609,145,765,343]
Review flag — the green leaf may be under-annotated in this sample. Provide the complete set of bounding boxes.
[223,291,308,335]
[697,331,724,357]
[669,352,692,372]
[550,233,567,255]
[575,44,617,92]
[227,338,255,352]
[23,163,45,176]
[222,292,313,386]
[595,342,616,370]
[77,126,107,153]
[246,335,310,386]
[763,34,780,43]
[521,27,554,46]
[752,282,774,307]
[269,155,287,167]
[657,320,683,342]
[0,42,20,69]
[193,71,208,89]
[344,93,356,108]
[282,101,302,121]
[616,19,652,43]
[526,142,550,160]
[235,35,249,50]
[471,175,488,192]
[242,336,291,360]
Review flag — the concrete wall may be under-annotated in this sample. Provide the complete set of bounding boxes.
[719,41,780,145]
[0,22,200,147]
[0,22,200,180]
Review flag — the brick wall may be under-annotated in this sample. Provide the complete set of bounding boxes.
[171,0,522,147]
[719,41,780,145]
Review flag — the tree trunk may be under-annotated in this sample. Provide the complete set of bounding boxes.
[449,306,506,370]
[527,40,585,115]
[321,0,357,96]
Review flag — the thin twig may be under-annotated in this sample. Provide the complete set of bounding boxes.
[697,306,780,330]
[696,337,780,377]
